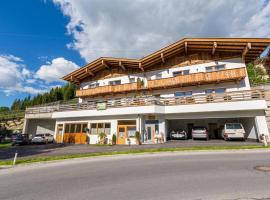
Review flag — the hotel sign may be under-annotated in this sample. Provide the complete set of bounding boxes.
[96,102,107,110]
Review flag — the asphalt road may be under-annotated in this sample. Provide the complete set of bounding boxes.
[1,150,270,200]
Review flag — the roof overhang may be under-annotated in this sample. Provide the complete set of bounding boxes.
[63,38,270,85]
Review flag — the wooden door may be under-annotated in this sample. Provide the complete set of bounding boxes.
[56,124,63,143]
[117,125,127,144]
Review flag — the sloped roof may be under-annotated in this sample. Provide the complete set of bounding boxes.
[63,37,270,84]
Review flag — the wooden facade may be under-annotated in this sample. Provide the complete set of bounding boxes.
[148,67,246,90]
[76,67,246,97]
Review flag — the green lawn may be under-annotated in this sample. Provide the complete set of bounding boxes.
[0,145,269,166]
[0,142,12,149]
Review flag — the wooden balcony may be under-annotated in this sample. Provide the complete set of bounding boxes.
[147,67,246,90]
[76,68,246,97]
[76,82,140,97]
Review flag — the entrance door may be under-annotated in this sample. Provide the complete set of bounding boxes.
[145,124,155,142]
[117,125,127,144]
[56,124,63,143]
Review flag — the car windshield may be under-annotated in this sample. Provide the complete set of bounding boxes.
[193,127,205,130]
[36,134,44,137]
[226,124,242,129]
[16,135,23,139]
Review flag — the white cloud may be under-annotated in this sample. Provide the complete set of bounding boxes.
[35,57,79,83]
[0,55,77,96]
[0,55,48,96]
[53,0,270,62]
[0,55,28,89]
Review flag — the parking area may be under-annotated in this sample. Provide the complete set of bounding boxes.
[0,139,260,161]
[167,117,258,141]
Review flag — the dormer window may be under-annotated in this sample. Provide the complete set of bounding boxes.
[206,65,225,72]
[173,70,190,77]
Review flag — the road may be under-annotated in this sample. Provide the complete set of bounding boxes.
[1,150,270,200]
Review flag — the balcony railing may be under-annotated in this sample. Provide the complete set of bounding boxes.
[76,82,142,97]
[25,89,265,114]
[76,67,246,97]
[148,67,246,89]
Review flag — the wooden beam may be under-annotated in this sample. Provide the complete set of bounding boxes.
[119,61,126,71]
[161,52,165,63]
[101,60,110,69]
[70,75,79,84]
[212,42,217,55]
[242,42,252,57]
[139,62,144,71]
[242,42,252,61]
[185,42,188,55]
[85,68,94,76]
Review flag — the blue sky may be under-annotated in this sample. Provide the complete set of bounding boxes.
[0,0,84,107]
[0,0,270,107]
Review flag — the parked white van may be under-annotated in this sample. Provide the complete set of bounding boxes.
[222,123,245,141]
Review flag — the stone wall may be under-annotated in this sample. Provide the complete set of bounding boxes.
[0,118,24,133]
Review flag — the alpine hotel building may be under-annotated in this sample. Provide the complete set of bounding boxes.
[24,38,270,145]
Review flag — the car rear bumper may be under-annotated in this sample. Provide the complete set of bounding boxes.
[192,133,208,139]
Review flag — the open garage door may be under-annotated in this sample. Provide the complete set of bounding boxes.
[167,117,258,141]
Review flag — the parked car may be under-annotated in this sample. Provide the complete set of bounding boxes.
[222,123,245,141]
[31,133,54,144]
[12,134,31,146]
[170,129,188,140]
[192,126,209,140]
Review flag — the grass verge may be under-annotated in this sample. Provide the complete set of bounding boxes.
[0,145,269,166]
[0,142,12,149]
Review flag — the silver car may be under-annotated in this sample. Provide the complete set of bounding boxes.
[32,133,54,144]
[170,129,188,140]
[192,126,209,140]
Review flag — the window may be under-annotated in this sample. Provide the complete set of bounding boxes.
[109,80,121,86]
[89,82,99,88]
[173,70,190,77]
[91,123,97,135]
[105,123,111,135]
[155,73,162,80]
[75,124,81,133]
[206,65,225,72]
[65,123,87,133]
[127,126,136,137]
[205,88,225,94]
[205,89,214,94]
[175,91,192,97]
[82,124,87,133]
[216,88,225,94]
[129,77,135,83]
[226,123,243,130]
[90,123,111,135]
[65,124,70,133]
[70,124,75,133]
[206,66,213,72]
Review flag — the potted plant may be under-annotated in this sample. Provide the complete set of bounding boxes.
[98,132,107,144]
[135,131,141,145]
[112,134,117,145]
